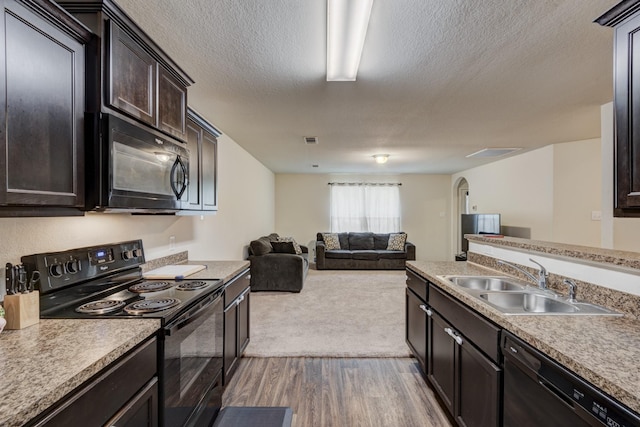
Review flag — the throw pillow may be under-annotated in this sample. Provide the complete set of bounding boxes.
[249,237,273,256]
[322,233,341,250]
[271,241,297,254]
[277,236,302,255]
[387,233,407,251]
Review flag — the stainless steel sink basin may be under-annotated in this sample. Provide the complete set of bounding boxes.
[441,275,527,291]
[436,275,622,316]
[480,292,577,313]
[478,291,622,316]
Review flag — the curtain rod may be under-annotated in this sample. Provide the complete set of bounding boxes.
[327,182,402,186]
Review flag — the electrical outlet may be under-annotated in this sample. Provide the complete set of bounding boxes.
[591,211,602,221]
[169,235,176,251]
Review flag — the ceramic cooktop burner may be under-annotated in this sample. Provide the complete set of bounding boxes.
[129,281,173,293]
[124,297,181,315]
[175,281,209,291]
[75,299,126,315]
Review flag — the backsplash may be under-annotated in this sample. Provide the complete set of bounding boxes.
[467,235,640,320]
[141,251,189,273]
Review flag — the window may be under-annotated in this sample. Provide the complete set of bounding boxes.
[329,183,401,233]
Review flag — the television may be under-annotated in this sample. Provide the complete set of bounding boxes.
[460,213,501,253]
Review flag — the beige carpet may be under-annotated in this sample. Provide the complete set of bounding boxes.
[244,268,411,357]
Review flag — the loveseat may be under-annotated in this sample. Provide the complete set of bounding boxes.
[248,233,309,292]
[315,232,416,270]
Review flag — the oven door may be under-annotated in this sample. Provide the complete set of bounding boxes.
[104,114,189,211]
[162,290,223,427]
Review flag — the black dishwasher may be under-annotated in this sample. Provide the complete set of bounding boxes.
[503,332,640,427]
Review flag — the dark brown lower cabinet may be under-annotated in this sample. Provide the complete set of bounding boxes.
[405,288,428,372]
[457,332,501,427]
[223,269,251,385]
[428,311,501,427]
[30,336,158,427]
[428,312,456,415]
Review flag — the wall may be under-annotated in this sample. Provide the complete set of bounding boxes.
[187,134,275,260]
[275,173,452,261]
[552,138,602,247]
[0,133,274,297]
[451,146,555,243]
[451,139,604,252]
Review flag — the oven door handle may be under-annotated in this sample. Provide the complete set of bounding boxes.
[165,291,222,336]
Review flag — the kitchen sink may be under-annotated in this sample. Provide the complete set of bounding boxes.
[442,275,526,291]
[437,275,622,316]
[480,292,577,313]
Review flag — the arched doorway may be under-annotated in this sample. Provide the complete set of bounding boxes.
[454,178,469,256]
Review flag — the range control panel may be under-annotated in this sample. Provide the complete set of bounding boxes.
[21,240,145,294]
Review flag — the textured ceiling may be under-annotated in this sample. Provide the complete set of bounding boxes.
[114,0,616,174]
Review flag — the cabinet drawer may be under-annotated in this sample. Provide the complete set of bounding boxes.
[224,269,250,307]
[429,285,500,362]
[406,268,428,302]
[33,336,158,426]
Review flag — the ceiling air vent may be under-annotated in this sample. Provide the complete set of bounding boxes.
[466,148,521,158]
[304,136,319,145]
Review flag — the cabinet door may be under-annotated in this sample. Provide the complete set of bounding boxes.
[108,21,156,127]
[456,338,501,427]
[427,312,455,415]
[105,378,158,427]
[0,0,85,207]
[405,288,428,373]
[183,120,202,209]
[158,66,187,140]
[201,130,218,210]
[613,12,640,214]
[237,289,250,355]
[223,302,239,385]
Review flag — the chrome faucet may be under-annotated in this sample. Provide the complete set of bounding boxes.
[497,258,549,290]
[563,279,578,303]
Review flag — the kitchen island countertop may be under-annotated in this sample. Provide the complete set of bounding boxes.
[0,318,160,427]
[407,260,640,415]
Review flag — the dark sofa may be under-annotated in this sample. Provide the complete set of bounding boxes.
[248,233,309,292]
[315,232,416,270]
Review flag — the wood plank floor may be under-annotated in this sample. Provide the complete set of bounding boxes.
[223,357,453,427]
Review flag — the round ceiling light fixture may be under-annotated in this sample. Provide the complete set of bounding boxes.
[373,154,389,164]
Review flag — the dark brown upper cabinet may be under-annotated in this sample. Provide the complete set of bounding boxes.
[0,0,91,216]
[597,1,640,217]
[180,109,220,213]
[58,0,193,142]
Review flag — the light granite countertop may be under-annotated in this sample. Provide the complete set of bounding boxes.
[183,260,250,283]
[407,260,640,415]
[467,234,640,270]
[0,318,160,427]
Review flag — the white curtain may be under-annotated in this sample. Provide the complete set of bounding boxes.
[330,183,401,233]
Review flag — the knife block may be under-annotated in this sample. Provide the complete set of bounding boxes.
[4,291,39,330]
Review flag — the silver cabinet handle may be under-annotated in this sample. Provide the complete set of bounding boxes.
[419,304,432,316]
[444,327,463,345]
[246,274,251,280]
[452,333,463,346]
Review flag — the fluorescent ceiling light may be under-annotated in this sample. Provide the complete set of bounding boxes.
[327,0,373,81]
[373,154,388,164]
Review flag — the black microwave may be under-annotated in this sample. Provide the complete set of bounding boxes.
[86,113,189,212]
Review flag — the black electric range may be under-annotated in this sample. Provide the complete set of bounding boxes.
[21,240,225,427]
